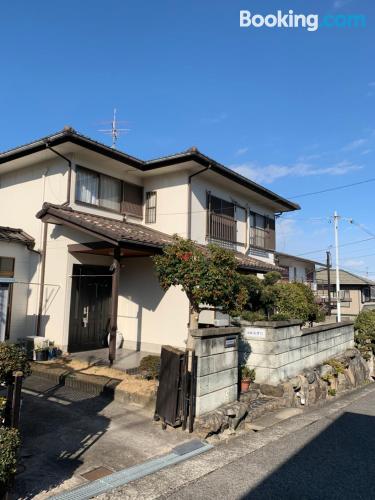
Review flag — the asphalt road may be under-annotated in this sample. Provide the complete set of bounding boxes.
[97,383,375,500]
[171,384,375,500]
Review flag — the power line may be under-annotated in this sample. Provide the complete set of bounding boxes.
[296,236,375,257]
[289,176,375,200]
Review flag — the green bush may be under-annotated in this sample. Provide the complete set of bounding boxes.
[354,309,375,359]
[0,427,20,495]
[240,273,324,325]
[0,343,31,384]
[139,355,161,379]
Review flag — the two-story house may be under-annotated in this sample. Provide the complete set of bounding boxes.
[0,127,299,354]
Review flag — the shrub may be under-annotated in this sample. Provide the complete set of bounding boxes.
[0,427,20,496]
[354,309,375,358]
[139,355,161,379]
[0,343,31,384]
[326,358,345,375]
[241,310,266,322]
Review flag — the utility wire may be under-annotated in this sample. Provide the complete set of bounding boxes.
[289,176,375,199]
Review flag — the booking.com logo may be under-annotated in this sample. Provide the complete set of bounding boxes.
[240,10,366,32]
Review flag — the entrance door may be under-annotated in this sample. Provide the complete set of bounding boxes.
[68,265,112,352]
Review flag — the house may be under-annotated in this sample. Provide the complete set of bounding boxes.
[315,268,375,319]
[0,227,37,342]
[0,127,299,355]
[275,252,323,290]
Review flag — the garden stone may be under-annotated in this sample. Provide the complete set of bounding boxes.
[319,364,333,378]
[260,384,284,398]
[304,370,316,384]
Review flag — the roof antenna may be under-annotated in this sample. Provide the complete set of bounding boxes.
[98,108,130,148]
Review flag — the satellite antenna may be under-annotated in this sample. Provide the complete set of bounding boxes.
[98,108,130,148]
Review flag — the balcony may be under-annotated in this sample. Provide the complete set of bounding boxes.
[207,212,237,247]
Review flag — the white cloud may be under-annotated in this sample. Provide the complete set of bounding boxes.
[368,82,375,88]
[235,147,249,157]
[232,160,362,184]
[342,138,367,151]
[361,149,372,155]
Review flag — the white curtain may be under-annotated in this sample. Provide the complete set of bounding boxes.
[76,169,99,205]
[0,284,9,342]
[100,175,121,211]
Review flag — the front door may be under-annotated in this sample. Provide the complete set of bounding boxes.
[68,265,112,352]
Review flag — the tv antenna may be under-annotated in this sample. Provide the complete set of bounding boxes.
[98,108,130,148]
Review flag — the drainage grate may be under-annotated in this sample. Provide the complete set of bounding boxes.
[49,441,213,500]
[81,466,113,481]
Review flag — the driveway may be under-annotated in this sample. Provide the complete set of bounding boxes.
[13,374,192,499]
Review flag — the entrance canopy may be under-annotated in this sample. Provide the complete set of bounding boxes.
[36,203,281,272]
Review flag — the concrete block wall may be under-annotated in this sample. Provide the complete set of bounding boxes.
[241,321,354,385]
[191,327,240,416]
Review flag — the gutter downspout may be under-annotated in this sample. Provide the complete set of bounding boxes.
[36,221,48,336]
[187,165,211,240]
[44,142,72,205]
[36,144,72,335]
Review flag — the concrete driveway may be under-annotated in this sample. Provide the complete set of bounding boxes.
[13,374,192,499]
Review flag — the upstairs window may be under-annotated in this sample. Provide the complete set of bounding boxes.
[207,194,237,245]
[250,212,275,250]
[0,257,15,278]
[75,166,143,217]
[145,191,157,223]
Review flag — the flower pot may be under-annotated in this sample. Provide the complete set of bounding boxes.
[34,349,48,362]
[241,379,250,393]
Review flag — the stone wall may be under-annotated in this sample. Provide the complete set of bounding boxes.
[191,327,240,416]
[241,320,354,385]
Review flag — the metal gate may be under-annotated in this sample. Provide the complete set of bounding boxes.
[154,345,197,432]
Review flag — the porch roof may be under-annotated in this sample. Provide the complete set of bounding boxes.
[36,203,281,272]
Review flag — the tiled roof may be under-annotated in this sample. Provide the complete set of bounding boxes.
[316,268,375,286]
[36,203,281,273]
[0,226,35,247]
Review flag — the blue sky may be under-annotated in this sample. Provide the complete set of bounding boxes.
[0,0,374,276]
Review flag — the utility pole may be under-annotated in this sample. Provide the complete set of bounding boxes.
[333,211,341,322]
[326,250,332,316]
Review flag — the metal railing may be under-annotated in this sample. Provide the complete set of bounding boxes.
[207,212,237,244]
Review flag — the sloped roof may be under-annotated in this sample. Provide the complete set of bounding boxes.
[275,251,324,267]
[0,127,299,212]
[36,203,281,273]
[316,268,375,286]
[0,226,35,248]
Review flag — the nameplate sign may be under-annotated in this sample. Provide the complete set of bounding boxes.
[243,327,266,339]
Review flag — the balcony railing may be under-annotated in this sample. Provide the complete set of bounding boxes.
[207,212,237,245]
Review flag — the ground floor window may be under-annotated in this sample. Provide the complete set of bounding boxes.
[0,283,12,341]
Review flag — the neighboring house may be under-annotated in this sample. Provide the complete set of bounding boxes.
[0,227,37,342]
[0,127,299,353]
[315,268,375,318]
[275,252,322,290]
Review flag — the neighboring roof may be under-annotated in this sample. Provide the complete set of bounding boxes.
[0,226,35,248]
[36,203,281,273]
[316,268,375,286]
[0,127,299,212]
[275,252,324,267]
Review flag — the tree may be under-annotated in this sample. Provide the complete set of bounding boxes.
[354,309,375,359]
[153,236,248,330]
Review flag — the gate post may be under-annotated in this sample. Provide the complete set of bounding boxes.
[190,327,241,416]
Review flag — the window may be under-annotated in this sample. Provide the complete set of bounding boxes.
[249,212,275,250]
[207,194,237,245]
[122,182,143,218]
[0,257,15,278]
[146,191,157,223]
[75,166,143,217]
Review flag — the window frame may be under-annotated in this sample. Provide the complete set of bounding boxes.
[0,257,15,278]
[75,165,143,217]
[145,191,157,224]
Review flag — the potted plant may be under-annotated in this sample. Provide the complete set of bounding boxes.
[241,366,255,393]
[34,347,48,362]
